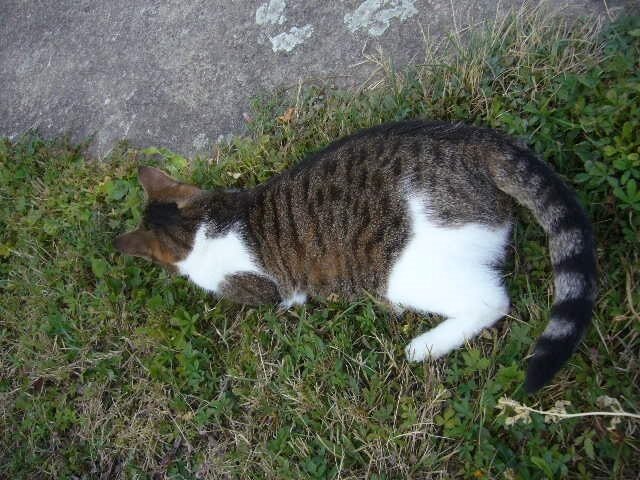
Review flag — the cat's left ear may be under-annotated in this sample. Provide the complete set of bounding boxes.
[138,166,202,207]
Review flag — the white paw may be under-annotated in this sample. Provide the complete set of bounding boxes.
[280,291,307,309]
[405,340,428,362]
[405,332,451,362]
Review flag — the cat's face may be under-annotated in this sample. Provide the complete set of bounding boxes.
[114,167,203,269]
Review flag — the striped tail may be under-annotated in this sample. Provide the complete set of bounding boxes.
[488,143,597,393]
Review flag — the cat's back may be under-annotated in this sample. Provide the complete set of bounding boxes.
[247,121,514,297]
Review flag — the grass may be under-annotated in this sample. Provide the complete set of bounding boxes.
[1,4,639,479]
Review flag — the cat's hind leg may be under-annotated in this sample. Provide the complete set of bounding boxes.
[385,197,512,362]
[403,275,510,362]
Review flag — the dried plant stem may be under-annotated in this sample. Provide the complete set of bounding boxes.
[498,397,640,423]
[520,407,640,421]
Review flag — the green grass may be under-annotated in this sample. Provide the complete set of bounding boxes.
[1,6,639,479]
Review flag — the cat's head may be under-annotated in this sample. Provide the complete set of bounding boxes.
[114,166,204,269]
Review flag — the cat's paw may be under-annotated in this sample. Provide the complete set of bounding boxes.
[405,332,449,362]
[279,291,308,310]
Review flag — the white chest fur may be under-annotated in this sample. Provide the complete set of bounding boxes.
[176,224,263,293]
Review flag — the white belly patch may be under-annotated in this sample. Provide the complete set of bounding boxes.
[176,224,263,293]
[386,196,510,316]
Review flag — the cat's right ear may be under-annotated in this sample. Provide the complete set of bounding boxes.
[113,229,156,259]
[138,166,201,206]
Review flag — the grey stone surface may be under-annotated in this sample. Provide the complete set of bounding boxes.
[0,0,634,158]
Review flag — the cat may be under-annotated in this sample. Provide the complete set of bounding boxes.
[114,120,597,393]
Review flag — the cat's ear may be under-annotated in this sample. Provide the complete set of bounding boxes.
[113,229,156,259]
[138,166,201,206]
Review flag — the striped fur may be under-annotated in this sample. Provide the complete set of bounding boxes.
[486,143,597,392]
[115,120,597,393]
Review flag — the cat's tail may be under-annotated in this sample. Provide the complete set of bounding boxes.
[488,143,597,393]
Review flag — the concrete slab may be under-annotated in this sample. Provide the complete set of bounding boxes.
[0,1,634,158]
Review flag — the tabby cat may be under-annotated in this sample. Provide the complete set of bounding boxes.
[115,121,597,393]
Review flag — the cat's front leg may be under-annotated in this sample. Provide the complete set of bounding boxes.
[218,272,281,306]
